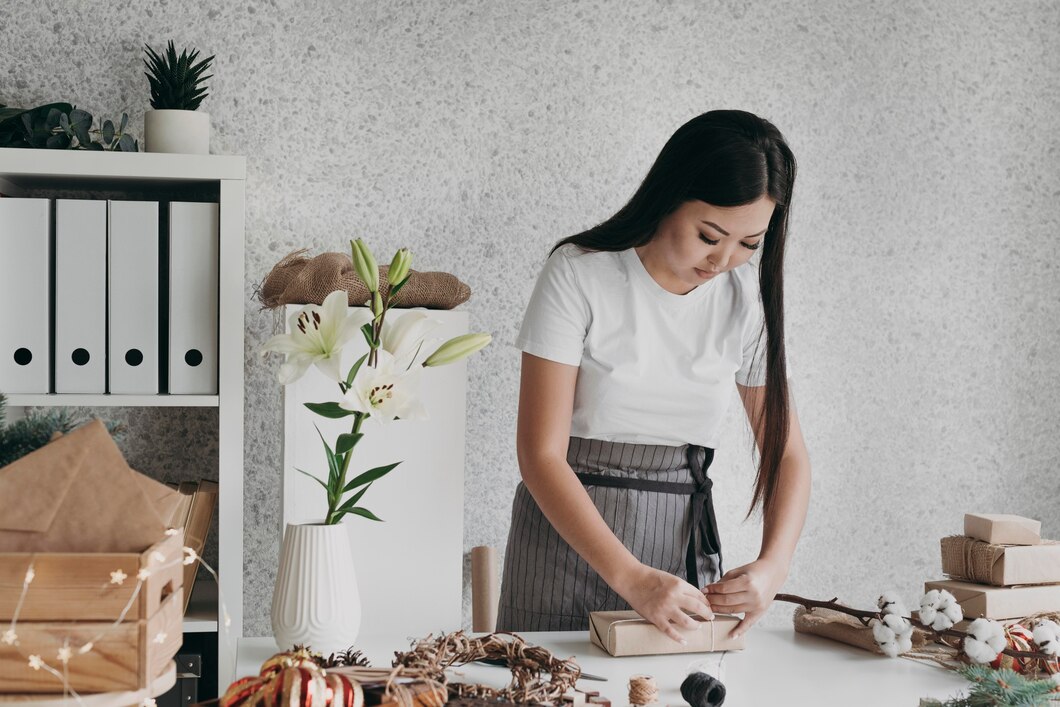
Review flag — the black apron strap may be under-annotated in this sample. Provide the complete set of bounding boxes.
[574,443,722,589]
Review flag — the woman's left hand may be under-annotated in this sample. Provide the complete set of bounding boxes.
[702,556,789,639]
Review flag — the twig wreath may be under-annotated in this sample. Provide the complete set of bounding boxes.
[387,630,583,704]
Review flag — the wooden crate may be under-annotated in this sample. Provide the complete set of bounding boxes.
[0,534,183,623]
[0,534,184,693]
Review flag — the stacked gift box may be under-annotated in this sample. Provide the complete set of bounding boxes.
[924,513,1060,624]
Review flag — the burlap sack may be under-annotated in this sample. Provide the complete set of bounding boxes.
[256,249,471,310]
[792,605,930,655]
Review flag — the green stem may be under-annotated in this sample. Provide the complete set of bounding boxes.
[324,412,365,524]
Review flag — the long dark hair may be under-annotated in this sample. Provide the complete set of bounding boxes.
[551,109,797,519]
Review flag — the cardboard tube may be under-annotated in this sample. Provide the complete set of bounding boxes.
[471,545,498,632]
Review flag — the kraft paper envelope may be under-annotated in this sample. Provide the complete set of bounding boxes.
[589,610,746,656]
[0,419,179,552]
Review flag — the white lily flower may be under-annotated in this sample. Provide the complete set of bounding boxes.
[262,290,373,384]
[1032,619,1060,656]
[871,613,914,658]
[877,590,908,618]
[339,349,427,424]
[963,618,1006,663]
[380,311,444,370]
[918,589,963,631]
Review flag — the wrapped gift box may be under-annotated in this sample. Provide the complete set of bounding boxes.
[589,610,745,656]
[0,533,183,693]
[924,579,1060,620]
[964,514,1041,546]
[941,535,1060,586]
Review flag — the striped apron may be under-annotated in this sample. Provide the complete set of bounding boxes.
[496,436,723,632]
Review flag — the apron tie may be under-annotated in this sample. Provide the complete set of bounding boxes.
[573,442,722,589]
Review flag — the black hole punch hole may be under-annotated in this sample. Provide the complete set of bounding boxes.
[71,348,90,366]
[125,349,144,367]
[185,349,203,367]
[13,348,32,366]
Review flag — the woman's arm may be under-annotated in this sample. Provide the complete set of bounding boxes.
[703,382,811,638]
[516,351,713,642]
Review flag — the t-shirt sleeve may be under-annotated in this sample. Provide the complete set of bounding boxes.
[514,246,590,367]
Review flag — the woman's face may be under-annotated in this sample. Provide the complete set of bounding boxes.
[636,196,776,294]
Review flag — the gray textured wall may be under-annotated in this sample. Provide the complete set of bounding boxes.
[5,0,1059,638]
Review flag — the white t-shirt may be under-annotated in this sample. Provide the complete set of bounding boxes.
[514,242,785,448]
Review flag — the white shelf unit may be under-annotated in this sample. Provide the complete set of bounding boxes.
[0,147,245,694]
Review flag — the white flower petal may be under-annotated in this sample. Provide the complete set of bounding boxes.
[278,357,313,385]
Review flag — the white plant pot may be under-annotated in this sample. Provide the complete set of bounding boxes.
[143,109,210,154]
[271,522,362,654]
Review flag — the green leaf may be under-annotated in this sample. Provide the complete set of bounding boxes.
[313,425,340,491]
[388,277,409,300]
[336,482,372,513]
[344,507,384,522]
[101,120,114,144]
[304,401,357,419]
[335,432,363,456]
[294,467,328,491]
[345,352,369,387]
[359,322,374,349]
[342,461,400,494]
[119,113,128,133]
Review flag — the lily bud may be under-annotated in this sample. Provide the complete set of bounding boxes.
[351,238,379,293]
[372,291,384,317]
[388,248,412,287]
[423,333,492,367]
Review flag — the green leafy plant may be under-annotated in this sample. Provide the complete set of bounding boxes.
[0,103,138,151]
[0,393,125,468]
[919,664,1059,706]
[143,40,214,111]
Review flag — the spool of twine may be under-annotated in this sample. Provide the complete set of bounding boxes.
[628,675,658,705]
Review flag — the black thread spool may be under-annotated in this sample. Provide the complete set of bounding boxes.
[680,671,726,707]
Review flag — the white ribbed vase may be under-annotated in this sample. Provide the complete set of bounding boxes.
[271,522,361,654]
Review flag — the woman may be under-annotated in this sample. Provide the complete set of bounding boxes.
[495,109,811,644]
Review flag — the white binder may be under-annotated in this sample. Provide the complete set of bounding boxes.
[0,198,51,393]
[108,201,159,394]
[55,199,107,393]
[169,202,219,395]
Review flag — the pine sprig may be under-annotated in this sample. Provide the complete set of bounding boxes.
[919,664,1059,706]
[0,393,125,468]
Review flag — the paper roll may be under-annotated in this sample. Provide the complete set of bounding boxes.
[471,545,499,632]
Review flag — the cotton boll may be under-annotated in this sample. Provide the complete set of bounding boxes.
[896,633,913,654]
[871,618,900,658]
[1032,619,1060,656]
[877,590,907,617]
[883,613,913,638]
[964,618,1006,664]
[919,589,962,631]
[872,613,913,658]
[918,590,941,627]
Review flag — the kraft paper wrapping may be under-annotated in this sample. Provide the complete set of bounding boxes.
[925,579,1060,620]
[792,605,929,655]
[964,514,1041,545]
[471,546,498,632]
[941,535,1060,586]
[257,250,472,310]
[588,610,745,656]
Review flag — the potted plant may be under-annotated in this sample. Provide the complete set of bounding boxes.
[261,240,491,653]
[142,40,214,154]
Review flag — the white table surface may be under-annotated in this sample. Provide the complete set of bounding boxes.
[238,628,969,706]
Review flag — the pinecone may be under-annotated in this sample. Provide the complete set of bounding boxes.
[143,40,214,111]
[324,647,371,668]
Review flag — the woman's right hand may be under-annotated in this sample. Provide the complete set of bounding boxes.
[616,563,715,644]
